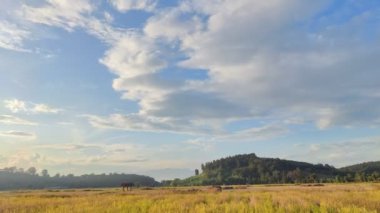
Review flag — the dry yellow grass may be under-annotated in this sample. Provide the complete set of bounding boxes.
[0,183,379,212]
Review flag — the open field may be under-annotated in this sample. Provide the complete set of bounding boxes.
[0,183,379,213]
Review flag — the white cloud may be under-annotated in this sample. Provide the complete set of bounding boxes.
[109,0,157,12]
[112,74,178,101]
[32,104,62,114]
[0,20,30,52]
[144,7,203,40]
[93,0,338,134]
[0,115,37,126]
[100,33,167,79]
[19,0,125,45]
[4,99,62,114]
[1,0,121,52]
[104,12,113,23]
[98,32,178,127]
[165,0,380,129]
[12,0,380,134]
[0,131,36,140]
[4,99,27,113]
[142,90,253,120]
[21,0,94,31]
[83,18,125,43]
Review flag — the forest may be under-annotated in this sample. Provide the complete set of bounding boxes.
[162,153,380,186]
[0,167,158,190]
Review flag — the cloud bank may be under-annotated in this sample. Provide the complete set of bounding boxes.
[3,0,380,136]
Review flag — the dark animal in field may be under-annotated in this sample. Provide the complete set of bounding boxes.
[210,185,222,192]
[121,182,135,191]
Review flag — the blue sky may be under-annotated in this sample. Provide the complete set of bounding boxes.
[0,0,380,180]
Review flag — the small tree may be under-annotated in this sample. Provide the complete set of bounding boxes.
[41,169,49,177]
[195,169,199,176]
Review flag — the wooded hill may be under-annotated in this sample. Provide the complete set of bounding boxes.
[340,161,380,174]
[162,153,380,186]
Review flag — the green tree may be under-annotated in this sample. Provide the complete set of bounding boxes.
[27,167,37,176]
[41,169,49,177]
[195,169,199,176]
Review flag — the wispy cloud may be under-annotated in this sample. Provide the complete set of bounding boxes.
[86,156,148,164]
[21,0,94,32]
[183,138,215,151]
[183,124,288,151]
[3,142,150,167]
[109,0,157,12]
[32,103,62,114]
[0,20,30,52]
[0,131,36,140]
[0,115,37,126]
[20,0,124,44]
[85,113,222,135]
[4,99,62,114]
[218,125,288,142]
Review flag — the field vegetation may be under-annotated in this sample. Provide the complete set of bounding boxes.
[0,183,379,212]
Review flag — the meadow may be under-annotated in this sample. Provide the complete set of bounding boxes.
[0,183,379,213]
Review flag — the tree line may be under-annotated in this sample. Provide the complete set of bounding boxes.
[0,167,159,190]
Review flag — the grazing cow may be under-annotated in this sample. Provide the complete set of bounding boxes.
[121,182,135,191]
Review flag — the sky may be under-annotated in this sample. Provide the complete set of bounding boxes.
[0,0,380,180]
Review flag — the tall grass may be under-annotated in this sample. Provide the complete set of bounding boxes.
[0,183,379,212]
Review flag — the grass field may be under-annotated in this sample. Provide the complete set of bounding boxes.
[0,183,379,213]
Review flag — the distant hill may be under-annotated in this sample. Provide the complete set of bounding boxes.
[162,153,380,186]
[0,168,159,190]
[340,161,380,174]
